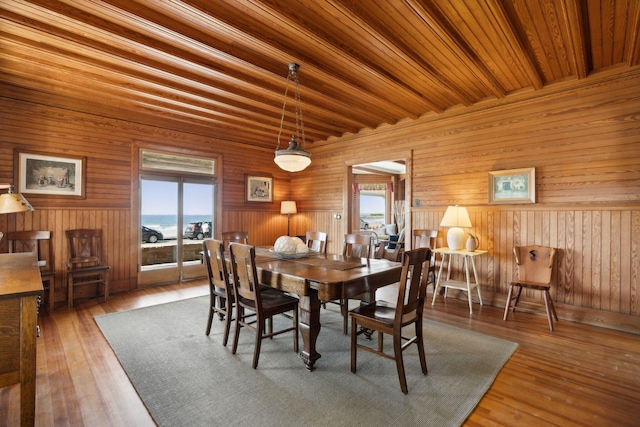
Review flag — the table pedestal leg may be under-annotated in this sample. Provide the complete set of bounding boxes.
[298,291,321,371]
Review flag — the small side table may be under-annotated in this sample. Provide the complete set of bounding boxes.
[431,247,487,313]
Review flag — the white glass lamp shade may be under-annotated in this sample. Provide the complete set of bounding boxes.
[274,137,311,172]
[280,200,297,214]
[440,205,471,250]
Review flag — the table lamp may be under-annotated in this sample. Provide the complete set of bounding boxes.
[280,200,297,236]
[440,205,471,250]
[0,184,34,241]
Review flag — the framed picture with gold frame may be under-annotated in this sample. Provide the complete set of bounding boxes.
[488,168,535,204]
[14,149,86,198]
[245,174,273,203]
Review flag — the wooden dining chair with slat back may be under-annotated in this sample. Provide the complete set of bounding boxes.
[221,231,248,250]
[203,239,234,345]
[305,231,327,253]
[229,243,299,369]
[504,245,558,331]
[8,230,56,311]
[343,233,373,259]
[325,233,374,334]
[413,229,439,293]
[66,229,110,308]
[349,247,432,394]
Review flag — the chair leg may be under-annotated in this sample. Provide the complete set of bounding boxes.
[393,333,408,394]
[217,296,226,320]
[231,306,243,355]
[205,294,215,336]
[503,284,514,321]
[47,278,55,311]
[103,274,109,303]
[543,290,555,331]
[513,285,523,309]
[68,276,74,309]
[341,298,348,335]
[222,300,233,347]
[350,317,357,373]
[546,290,559,320]
[293,306,299,352]
[416,320,428,375]
[253,317,264,369]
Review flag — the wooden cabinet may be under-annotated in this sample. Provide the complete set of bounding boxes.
[0,252,43,427]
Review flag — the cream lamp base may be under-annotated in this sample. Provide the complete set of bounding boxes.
[446,227,465,250]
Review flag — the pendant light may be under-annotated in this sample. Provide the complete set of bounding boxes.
[274,63,311,172]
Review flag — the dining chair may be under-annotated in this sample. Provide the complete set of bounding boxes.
[221,231,248,250]
[343,233,373,259]
[349,247,432,394]
[413,229,439,292]
[66,229,110,308]
[305,231,327,253]
[229,243,299,368]
[203,239,234,345]
[325,233,375,334]
[8,230,56,311]
[503,245,558,331]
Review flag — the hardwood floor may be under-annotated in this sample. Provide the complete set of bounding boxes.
[1,280,638,426]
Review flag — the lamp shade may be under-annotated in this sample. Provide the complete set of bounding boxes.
[274,136,311,172]
[440,205,471,250]
[280,200,297,214]
[440,206,471,228]
[0,191,34,214]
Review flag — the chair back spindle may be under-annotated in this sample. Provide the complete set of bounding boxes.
[343,233,373,260]
[306,231,328,253]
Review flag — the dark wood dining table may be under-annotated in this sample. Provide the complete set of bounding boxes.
[252,248,402,371]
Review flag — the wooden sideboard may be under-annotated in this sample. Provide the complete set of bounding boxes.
[0,252,43,426]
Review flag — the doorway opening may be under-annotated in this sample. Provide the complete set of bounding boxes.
[349,158,407,236]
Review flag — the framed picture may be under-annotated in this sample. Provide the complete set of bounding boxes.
[15,150,86,198]
[245,174,273,203]
[488,167,535,204]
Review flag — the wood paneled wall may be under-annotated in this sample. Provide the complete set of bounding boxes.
[291,67,640,333]
[0,83,294,305]
[1,67,639,333]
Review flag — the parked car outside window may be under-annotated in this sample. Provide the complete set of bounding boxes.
[360,219,369,230]
[183,221,212,240]
[141,226,163,243]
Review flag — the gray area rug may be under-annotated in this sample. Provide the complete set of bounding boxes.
[95,296,517,427]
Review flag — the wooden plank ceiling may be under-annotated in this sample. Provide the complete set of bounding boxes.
[2,0,639,151]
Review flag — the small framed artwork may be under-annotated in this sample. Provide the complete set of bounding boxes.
[488,167,535,204]
[15,150,86,198]
[245,174,273,203]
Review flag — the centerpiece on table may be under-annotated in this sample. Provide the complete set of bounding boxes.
[271,236,310,260]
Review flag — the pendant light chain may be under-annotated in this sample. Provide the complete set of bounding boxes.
[274,63,311,172]
[276,70,292,150]
[292,67,306,150]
